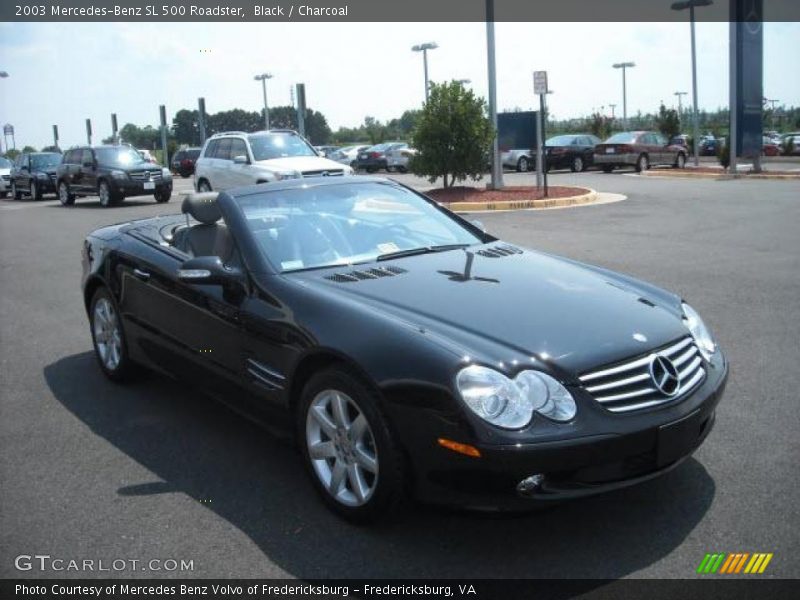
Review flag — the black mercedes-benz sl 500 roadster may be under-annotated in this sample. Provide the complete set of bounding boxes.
[81,176,727,522]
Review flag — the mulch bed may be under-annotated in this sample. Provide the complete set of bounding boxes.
[426,185,588,204]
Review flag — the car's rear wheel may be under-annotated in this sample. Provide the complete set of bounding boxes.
[90,287,135,382]
[517,156,529,172]
[154,188,171,203]
[298,367,406,523]
[674,152,686,169]
[58,181,75,206]
[12,181,22,200]
[30,181,41,201]
[197,179,212,193]
[602,165,614,173]
[571,156,585,172]
[635,154,649,173]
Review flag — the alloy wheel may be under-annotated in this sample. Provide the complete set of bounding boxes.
[99,182,111,207]
[58,183,70,205]
[573,157,584,172]
[305,389,379,507]
[518,157,529,172]
[30,181,37,200]
[93,297,122,371]
[198,181,211,193]
[677,153,686,169]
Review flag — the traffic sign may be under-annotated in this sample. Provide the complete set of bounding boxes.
[533,71,548,95]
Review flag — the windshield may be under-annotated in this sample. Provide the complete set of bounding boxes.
[239,182,483,273]
[605,132,639,144]
[31,154,62,169]
[0,157,11,168]
[546,135,577,146]
[248,133,316,161]
[95,147,147,166]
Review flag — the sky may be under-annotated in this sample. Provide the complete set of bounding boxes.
[0,20,798,149]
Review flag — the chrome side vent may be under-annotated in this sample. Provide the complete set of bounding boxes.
[477,244,523,258]
[325,266,407,283]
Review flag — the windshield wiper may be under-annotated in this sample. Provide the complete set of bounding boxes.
[376,244,470,262]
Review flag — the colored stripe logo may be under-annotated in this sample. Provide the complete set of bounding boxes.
[697,552,773,574]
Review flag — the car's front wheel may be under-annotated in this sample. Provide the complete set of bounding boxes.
[98,180,119,207]
[197,179,212,193]
[298,367,406,523]
[58,181,75,206]
[571,156,585,172]
[602,165,614,173]
[517,156,529,172]
[635,154,649,172]
[674,152,686,169]
[30,180,41,201]
[154,187,171,203]
[90,287,135,382]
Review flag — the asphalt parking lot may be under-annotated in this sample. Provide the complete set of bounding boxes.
[1,169,799,581]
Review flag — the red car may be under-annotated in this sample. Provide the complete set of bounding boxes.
[593,131,688,173]
[762,137,781,157]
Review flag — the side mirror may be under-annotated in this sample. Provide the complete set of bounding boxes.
[177,256,242,287]
[233,155,249,165]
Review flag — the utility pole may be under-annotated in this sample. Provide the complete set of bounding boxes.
[254,73,273,130]
[485,0,503,189]
[197,97,207,143]
[613,62,635,130]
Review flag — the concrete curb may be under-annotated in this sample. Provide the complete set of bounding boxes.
[438,187,598,213]
[643,169,800,181]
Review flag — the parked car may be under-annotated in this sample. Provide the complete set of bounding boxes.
[355,142,406,172]
[781,134,800,156]
[501,148,533,172]
[762,136,781,157]
[56,145,173,207]
[138,149,158,163]
[314,145,339,158]
[194,130,353,193]
[544,134,601,172]
[81,176,727,522]
[330,145,371,169]
[386,146,417,173]
[699,136,720,156]
[171,147,202,178]
[9,151,62,200]
[0,156,12,198]
[594,131,688,172]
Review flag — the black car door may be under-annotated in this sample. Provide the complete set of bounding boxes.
[80,148,98,193]
[17,154,31,191]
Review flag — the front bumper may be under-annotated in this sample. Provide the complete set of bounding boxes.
[593,152,637,166]
[407,354,728,510]
[112,178,172,197]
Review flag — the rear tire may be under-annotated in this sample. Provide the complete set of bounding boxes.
[298,367,407,524]
[571,156,585,173]
[674,152,686,169]
[89,287,136,382]
[58,181,75,206]
[516,156,529,172]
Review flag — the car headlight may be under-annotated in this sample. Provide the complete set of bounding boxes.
[274,170,301,181]
[110,170,128,179]
[455,365,576,429]
[161,168,171,179]
[682,302,716,361]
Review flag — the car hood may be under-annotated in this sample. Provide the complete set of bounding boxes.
[252,156,348,172]
[291,245,688,377]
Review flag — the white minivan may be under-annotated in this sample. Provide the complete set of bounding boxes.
[194,130,353,192]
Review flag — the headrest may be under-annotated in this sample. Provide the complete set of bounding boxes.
[181,192,221,224]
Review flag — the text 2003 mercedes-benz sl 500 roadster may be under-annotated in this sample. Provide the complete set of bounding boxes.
[81,176,727,522]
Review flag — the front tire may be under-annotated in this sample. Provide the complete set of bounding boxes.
[58,181,75,206]
[602,165,614,173]
[516,156,529,172]
[674,152,686,169]
[197,179,212,193]
[154,188,171,203]
[98,180,120,207]
[635,154,649,173]
[30,180,42,201]
[298,367,406,524]
[90,287,135,382]
[12,181,22,200]
[571,156,585,172]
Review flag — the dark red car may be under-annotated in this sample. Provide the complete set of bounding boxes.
[594,131,688,173]
[171,147,202,178]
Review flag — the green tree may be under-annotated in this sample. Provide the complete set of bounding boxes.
[172,109,203,145]
[21,145,37,153]
[3,149,20,161]
[41,145,60,153]
[410,81,494,188]
[656,103,681,139]
[589,113,611,140]
[267,106,332,144]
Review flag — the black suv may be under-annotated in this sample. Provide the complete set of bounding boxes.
[10,152,63,200]
[56,145,173,207]
[170,147,201,178]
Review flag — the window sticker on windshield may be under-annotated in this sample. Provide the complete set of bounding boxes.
[377,242,400,254]
[281,260,304,270]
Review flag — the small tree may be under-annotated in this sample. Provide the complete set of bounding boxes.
[718,137,730,169]
[411,81,494,188]
[589,113,612,140]
[21,145,37,153]
[656,103,681,139]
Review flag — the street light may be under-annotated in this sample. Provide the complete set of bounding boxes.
[455,78,471,86]
[612,62,635,130]
[254,73,273,130]
[411,42,438,102]
[672,0,713,166]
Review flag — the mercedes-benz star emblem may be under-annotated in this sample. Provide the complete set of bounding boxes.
[649,355,680,397]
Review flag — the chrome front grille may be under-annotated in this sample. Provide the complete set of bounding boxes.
[129,169,163,182]
[579,336,705,413]
[301,169,344,177]
[1,174,10,181]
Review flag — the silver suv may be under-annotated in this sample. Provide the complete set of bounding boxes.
[194,130,353,192]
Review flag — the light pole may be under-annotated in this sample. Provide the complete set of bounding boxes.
[672,0,713,166]
[0,72,7,153]
[254,73,273,131]
[765,98,778,130]
[612,62,635,130]
[411,42,438,102]
[674,91,688,126]
[455,78,471,86]
[485,0,502,189]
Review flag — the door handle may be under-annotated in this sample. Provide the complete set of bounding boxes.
[133,268,151,281]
